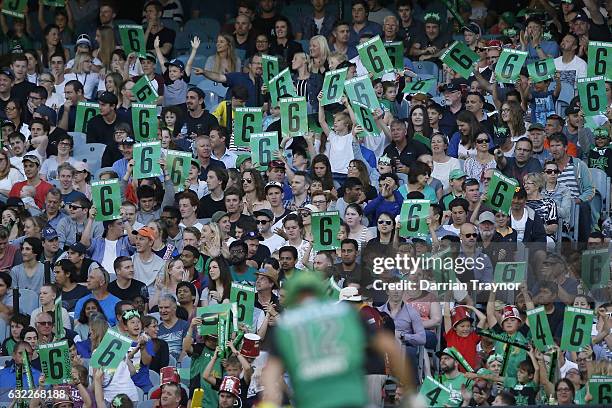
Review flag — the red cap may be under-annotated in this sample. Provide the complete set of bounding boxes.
[501,305,522,323]
[451,306,473,328]
[240,333,261,358]
[486,40,502,49]
[160,366,180,386]
[219,376,241,398]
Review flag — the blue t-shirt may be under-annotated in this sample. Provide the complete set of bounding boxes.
[158,319,189,360]
[73,293,121,326]
[348,21,383,47]
[530,89,557,126]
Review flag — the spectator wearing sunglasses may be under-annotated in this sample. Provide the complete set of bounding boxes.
[541,160,573,225]
[56,196,103,249]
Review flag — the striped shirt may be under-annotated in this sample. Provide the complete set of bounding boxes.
[558,159,580,198]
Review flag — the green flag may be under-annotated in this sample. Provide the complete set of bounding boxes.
[485,170,519,215]
[250,132,279,170]
[526,306,554,352]
[1,0,26,18]
[166,150,192,191]
[280,97,308,137]
[268,68,297,107]
[578,76,607,116]
[91,179,121,221]
[230,283,256,328]
[234,107,263,147]
[320,68,348,106]
[39,340,71,385]
[384,41,404,70]
[262,54,279,85]
[132,75,159,104]
[581,248,611,290]
[420,376,455,407]
[74,102,100,133]
[402,78,436,95]
[527,58,556,82]
[90,329,132,370]
[357,35,394,79]
[441,41,479,79]
[493,262,526,284]
[399,199,430,238]
[351,101,379,138]
[588,375,612,404]
[133,141,162,179]
[311,211,341,251]
[344,75,380,110]
[119,25,146,57]
[495,49,528,83]
[560,306,594,351]
[587,41,612,80]
[132,103,158,141]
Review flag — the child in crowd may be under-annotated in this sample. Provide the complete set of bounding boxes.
[587,127,612,177]
[0,313,29,356]
[155,35,200,108]
[381,81,399,118]
[443,304,488,370]
[161,106,183,137]
[520,72,561,126]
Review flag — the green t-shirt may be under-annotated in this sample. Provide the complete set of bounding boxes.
[274,300,367,408]
[230,265,258,285]
[494,331,528,378]
[190,342,222,407]
[504,377,538,405]
[574,384,587,404]
[440,373,468,406]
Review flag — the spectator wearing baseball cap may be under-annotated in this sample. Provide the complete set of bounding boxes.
[155,32,199,108]
[463,22,481,50]
[8,154,53,210]
[40,226,63,264]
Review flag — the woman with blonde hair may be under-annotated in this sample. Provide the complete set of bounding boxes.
[309,35,330,74]
[149,258,186,310]
[65,51,99,100]
[93,25,116,72]
[201,222,228,259]
[205,33,241,74]
[98,71,124,101]
[524,172,558,243]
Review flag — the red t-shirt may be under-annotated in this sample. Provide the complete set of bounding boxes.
[444,329,481,371]
[9,179,53,209]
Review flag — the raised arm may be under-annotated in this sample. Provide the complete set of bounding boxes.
[80,207,97,248]
[153,36,167,74]
[202,347,221,385]
[184,36,200,77]
[193,67,227,84]
[317,91,331,135]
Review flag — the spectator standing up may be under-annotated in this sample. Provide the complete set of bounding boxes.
[155,35,200,108]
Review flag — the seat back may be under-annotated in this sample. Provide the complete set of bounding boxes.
[590,167,610,217]
[16,288,39,315]
[73,143,106,176]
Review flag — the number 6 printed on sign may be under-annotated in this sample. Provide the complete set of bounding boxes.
[91,179,122,221]
[250,132,279,171]
[133,142,162,179]
[90,330,133,370]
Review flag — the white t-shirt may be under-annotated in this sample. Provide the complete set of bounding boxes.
[261,233,285,254]
[554,55,587,90]
[512,209,528,242]
[0,167,25,193]
[324,131,354,174]
[432,157,461,191]
[64,72,100,100]
[101,239,118,273]
[45,90,66,111]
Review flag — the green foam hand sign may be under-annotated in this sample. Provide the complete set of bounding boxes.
[495,49,528,83]
[280,97,308,137]
[402,78,436,95]
[119,25,146,57]
[250,132,279,170]
[485,171,518,215]
[578,76,607,116]
[494,262,526,284]
[91,179,121,221]
[581,248,611,290]
[132,103,158,141]
[234,107,263,147]
[74,102,100,133]
[384,41,405,70]
[1,0,26,18]
[344,75,380,110]
[441,41,479,79]
[133,141,162,179]
[39,341,71,385]
[90,329,132,370]
[587,41,612,80]
[357,35,394,79]
[399,199,430,238]
[166,150,192,191]
[230,282,256,327]
[526,306,554,352]
[527,58,556,83]
[132,75,159,104]
[311,211,341,251]
[320,68,348,106]
[268,68,297,107]
[560,307,594,351]
[262,54,279,85]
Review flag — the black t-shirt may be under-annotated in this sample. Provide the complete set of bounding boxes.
[183,110,219,137]
[101,143,123,168]
[252,14,286,38]
[108,279,149,301]
[46,127,71,157]
[197,159,226,181]
[77,258,96,282]
[197,194,226,219]
[58,104,77,132]
[10,80,35,107]
[86,114,117,146]
[62,284,91,312]
[500,157,543,182]
[382,139,430,168]
[229,213,254,236]
[250,243,271,268]
[145,27,176,58]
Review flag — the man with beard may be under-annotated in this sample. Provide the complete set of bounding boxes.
[477,211,506,265]
[224,187,250,236]
[176,281,197,321]
[278,246,300,282]
[8,154,52,210]
[333,239,363,288]
[158,294,189,361]
[53,259,89,311]
[437,347,468,404]
[228,240,258,285]
[255,209,284,254]
[181,88,219,138]
[495,137,543,181]
[563,104,594,156]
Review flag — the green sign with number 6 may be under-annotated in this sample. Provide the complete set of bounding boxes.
[133,141,162,179]
[269,68,297,107]
[589,375,612,404]
[485,170,518,215]
[527,58,556,82]
[402,78,436,95]
[561,306,593,351]
[495,49,528,83]
[166,150,192,191]
[578,76,607,116]
[312,211,341,251]
[132,75,158,104]
[1,0,26,18]
[91,179,121,221]
[581,248,610,290]
[494,262,526,284]
[230,282,256,327]
[344,75,380,110]
[399,199,430,238]
[250,132,279,171]
[320,68,348,106]
[587,41,612,80]
[351,101,379,138]
[262,54,279,85]
[280,97,308,137]
[384,41,404,70]
[91,329,133,370]
[357,35,394,79]
[74,102,100,133]
[132,103,158,141]
[234,107,263,147]
[39,340,71,385]
[441,41,479,79]
[119,25,146,57]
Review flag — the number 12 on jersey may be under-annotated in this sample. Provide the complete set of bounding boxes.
[250,132,279,170]
[91,179,122,221]
[312,211,341,251]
